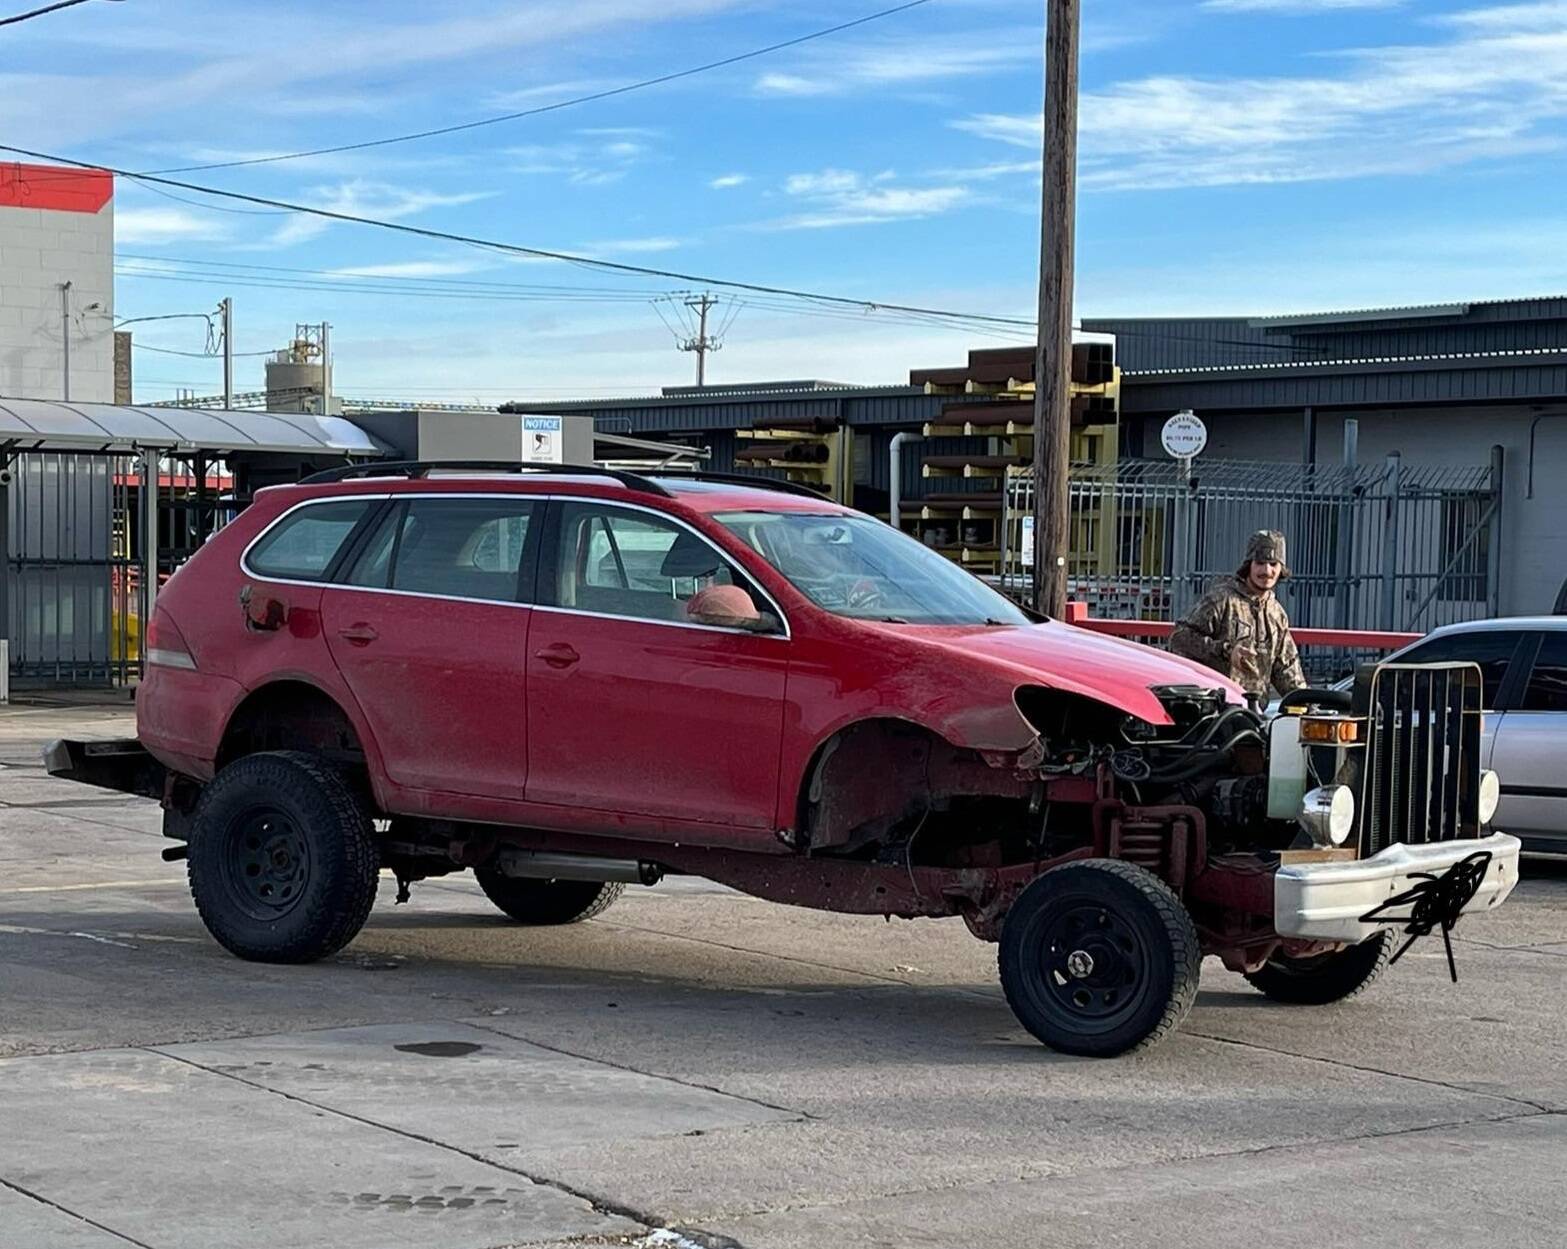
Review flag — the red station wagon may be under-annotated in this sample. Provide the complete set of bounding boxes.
[50,463,1521,1056]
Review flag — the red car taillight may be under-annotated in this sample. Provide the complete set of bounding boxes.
[145,610,197,670]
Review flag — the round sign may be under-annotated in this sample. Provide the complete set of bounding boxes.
[1160,409,1208,459]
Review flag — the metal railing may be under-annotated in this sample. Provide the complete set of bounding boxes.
[1001,454,1500,636]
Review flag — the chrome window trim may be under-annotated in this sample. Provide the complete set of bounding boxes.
[238,489,792,637]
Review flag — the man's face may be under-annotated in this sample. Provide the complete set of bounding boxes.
[1247,559,1282,593]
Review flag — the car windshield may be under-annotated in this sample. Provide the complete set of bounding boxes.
[714,510,1032,626]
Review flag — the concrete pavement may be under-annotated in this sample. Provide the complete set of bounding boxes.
[2,703,1564,1248]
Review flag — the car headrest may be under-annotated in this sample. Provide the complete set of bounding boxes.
[660,531,722,578]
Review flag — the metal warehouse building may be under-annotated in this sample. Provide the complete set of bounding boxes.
[521,299,1567,621]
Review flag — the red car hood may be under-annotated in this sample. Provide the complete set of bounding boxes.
[872,620,1246,726]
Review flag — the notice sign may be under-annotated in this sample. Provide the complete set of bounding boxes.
[1160,409,1208,460]
[522,415,564,463]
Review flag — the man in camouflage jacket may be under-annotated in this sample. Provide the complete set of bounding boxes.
[1169,529,1307,705]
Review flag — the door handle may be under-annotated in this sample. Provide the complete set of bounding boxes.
[534,642,580,669]
[337,623,379,646]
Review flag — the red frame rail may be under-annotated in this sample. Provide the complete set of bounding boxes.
[1061,602,1421,652]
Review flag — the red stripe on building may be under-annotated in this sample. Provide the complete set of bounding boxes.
[0,162,113,214]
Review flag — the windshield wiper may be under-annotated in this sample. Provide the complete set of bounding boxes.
[876,615,911,624]
[983,617,1013,627]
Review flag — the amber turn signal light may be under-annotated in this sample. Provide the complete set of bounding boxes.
[1299,717,1359,744]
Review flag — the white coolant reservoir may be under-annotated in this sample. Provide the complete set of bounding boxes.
[1266,715,1308,820]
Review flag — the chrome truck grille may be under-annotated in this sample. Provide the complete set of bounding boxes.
[1353,662,1484,855]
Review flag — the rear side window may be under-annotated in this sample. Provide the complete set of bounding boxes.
[1395,630,1524,708]
[246,499,373,581]
[1520,633,1567,712]
[344,497,535,603]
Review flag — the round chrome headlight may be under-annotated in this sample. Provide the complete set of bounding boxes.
[1478,769,1501,825]
[1300,785,1356,847]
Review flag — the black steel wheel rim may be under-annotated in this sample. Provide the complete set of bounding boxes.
[1027,899,1154,1034]
[218,807,311,921]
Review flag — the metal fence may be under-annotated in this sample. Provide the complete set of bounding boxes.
[3,450,234,690]
[1000,454,1501,677]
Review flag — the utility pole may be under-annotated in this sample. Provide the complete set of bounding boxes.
[1031,0,1080,617]
[679,293,720,387]
[320,321,333,415]
[219,298,233,409]
[59,281,72,401]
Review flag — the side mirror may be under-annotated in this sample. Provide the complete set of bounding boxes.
[687,584,767,631]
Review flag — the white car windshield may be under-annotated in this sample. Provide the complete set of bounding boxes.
[715,510,1032,626]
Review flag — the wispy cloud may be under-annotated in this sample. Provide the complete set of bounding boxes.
[764,168,970,230]
[582,236,682,254]
[326,260,491,278]
[754,37,1035,97]
[507,131,657,186]
[709,173,748,189]
[1202,0,1400,10]
[115,207,228,244]
[267,181,495,248]
[954,2,1567,190]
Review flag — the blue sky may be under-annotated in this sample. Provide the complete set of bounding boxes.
[10,0,1567,403]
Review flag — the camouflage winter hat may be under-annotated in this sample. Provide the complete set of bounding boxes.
[1238,529,1290,579]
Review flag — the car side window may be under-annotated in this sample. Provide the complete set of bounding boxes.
[1520,633,1567,712]
[1395,631,1524,708]
[247,499,373,581]
[553,503,746,624]
[343,497,534,603]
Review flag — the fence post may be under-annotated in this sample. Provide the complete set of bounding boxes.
[141,450,159,637]
[1381,451,1402,631]
[1337,420,1358,631]
[1488,444,1504,618]
[0,461,9,700]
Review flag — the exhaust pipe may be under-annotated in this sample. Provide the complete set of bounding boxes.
[492,849,662,886]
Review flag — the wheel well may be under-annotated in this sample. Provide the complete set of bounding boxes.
[217,682,367,773]
[796,718,1031,855]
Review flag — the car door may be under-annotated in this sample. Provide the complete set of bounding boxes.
[525,498,789,831]
[321,494,539,801]
[1489,630,1567,846]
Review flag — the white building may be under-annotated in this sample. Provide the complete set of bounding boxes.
[0,162,115,402]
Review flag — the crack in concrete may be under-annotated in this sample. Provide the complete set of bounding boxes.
[1188,1030,1559,1113]
[706,1105,1560,1222]
[143,1045,751,1249]
[459,1016,814,1121]
[594,917,999,1005]
[0,1173,156,1248]
[1453,934,1567,958]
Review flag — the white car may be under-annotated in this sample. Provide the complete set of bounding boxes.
[1298,618,1567,852]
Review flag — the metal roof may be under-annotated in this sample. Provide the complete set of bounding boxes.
[0,399,388,456]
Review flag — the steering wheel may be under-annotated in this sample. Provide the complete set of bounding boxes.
[845,578,884,612]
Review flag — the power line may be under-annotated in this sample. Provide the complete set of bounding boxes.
[2,143,1037,331]
[0,0,114,29]
[142,1,934,174]
[130,341,273,359]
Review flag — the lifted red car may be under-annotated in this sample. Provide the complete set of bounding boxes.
[49,463,1521,1055]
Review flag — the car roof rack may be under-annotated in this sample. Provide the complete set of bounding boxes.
[298,460,674,497]
[650,471,832,500]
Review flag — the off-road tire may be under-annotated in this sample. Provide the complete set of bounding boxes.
[1244,929,1394,1005]
[187,751,378,963]
[999,858,1202,1057]
[473,870,624,925]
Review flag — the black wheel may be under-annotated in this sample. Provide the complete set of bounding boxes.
[187,751,378,963]
[1244,930,1394,1005]
[999,859,1202,1057]
[474,868,624,925]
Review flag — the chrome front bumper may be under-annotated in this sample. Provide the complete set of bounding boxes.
[1274,832,1521,943]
